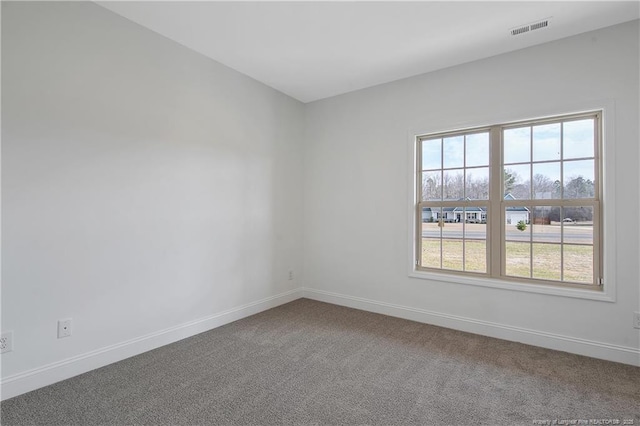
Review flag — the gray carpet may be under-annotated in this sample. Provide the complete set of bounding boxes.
[1,298,639,425]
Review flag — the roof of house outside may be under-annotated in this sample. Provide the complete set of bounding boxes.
[422,194,530,212]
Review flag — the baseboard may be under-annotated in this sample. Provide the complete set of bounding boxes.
[1,288,303,401]
[4,287,637,401]
[301,287,640,367]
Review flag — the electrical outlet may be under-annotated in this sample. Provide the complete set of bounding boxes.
[1,332,13,354]
[634,312,640,329]
[58,318,73,338]
[288,270,294,281]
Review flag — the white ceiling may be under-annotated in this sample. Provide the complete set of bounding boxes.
[97,1,639,103]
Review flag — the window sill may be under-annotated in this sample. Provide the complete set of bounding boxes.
[408,269,615,302]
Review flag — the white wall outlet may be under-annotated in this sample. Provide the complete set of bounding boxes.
[58,318,73,338]
[634,312,640,329]
[288,270,294,281]
[1,332,13,354]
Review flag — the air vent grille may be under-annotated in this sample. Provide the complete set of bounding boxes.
[530,20,549,31]
[510,17,551,36]
[511,26,530,36]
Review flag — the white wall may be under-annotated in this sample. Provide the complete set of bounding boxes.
[1,1,304,394]
[2,1,638,400]
[303,21,640,363]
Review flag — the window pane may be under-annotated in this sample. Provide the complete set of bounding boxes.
[563,244,593,284]
[465,167,489,200]
[421,207,438,226]
[422,207,442,236]
[465,240,486,273]
[532,206,560,243]
[504,164,530,199]
[442,218,462,239]
[563,119,594,160]
[421,208,443,269]
[442,240,463,271]
[422,207,442,228]
[422,138,441,170]
[533,162,561,199]
[505,242,530,278]
[422,238,441,269]
[505,206,530,241]
[443,135,464,169]
[464,208,487,273]
[533,123,561,162]
[563,160,595,199]
[562,206,593,245]
[504,126,530,164]
[532,243,561,281]
[443,169,464,201]
[466,132,489,167]
[442,220,464,270]
[421,171,441,201]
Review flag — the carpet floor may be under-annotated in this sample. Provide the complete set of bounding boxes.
[1,298,639,425]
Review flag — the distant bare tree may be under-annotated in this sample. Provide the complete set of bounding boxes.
[503,168,530,199]
[443,171,464,200]
[466,173,489,200]
[532,174,556,198]
[422,173,441,200]
[564,175,595,198]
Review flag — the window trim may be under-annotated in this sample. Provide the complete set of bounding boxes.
[407,100,616,302]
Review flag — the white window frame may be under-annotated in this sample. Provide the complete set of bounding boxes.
[407,101,616,302]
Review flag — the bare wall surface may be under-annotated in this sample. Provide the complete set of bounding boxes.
[303,20,640,357]
[2,1,304,381]
[2,1,639,399]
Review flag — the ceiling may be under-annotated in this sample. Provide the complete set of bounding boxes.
[97,1,640,103]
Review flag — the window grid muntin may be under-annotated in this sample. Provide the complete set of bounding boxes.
[418,129,492,275]
[501,201,598,285]
[417,201,490,275]
[416,111,601,289]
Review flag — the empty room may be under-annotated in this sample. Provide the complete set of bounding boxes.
[1,1,639,424]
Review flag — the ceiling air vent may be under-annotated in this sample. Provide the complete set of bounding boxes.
[510,17,551,36]
[511,25,530,36]
[530,20,549,31]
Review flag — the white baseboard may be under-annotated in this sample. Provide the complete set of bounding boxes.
[4,286,637,401]
[0,288,303,401]
[301,287,640,367]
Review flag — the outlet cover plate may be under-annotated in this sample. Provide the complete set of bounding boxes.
[58,318,73,338]
[1,331,13,353]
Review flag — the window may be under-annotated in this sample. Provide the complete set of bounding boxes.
[415,111,602,290]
